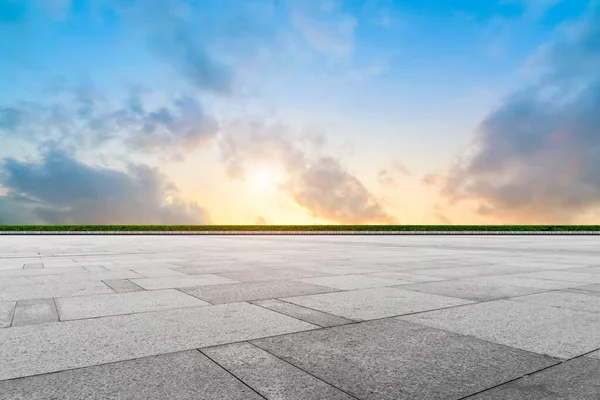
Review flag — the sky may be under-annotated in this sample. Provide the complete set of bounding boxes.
[0,0,599,225]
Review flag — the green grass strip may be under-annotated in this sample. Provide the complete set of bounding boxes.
[0,225,599,232]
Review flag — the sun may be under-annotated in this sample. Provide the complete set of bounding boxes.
[247,166,284,193]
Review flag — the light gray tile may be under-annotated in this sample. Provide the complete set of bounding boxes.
[468,357,600,400]
[12,299,58,326]
[510,291,600,313]
[399,299,600,359]
[252,319,557,400]
[102,279,144,293]
[398,280,547,301]
[298,275,411,290]
[463,276,588,290]
[251,299,354,327]
[182,280,339,304]
[23,263,44,270]
[82,265,109,272]
[131,275,237,290]
[367,271,447,282]
[408,265,532,278]
[0,266,88,278]
[0,281,115,302]
[0,350,262,400]
[0,302,16,328]
[0,270,143,287]
[56,289,210,320]
[130,268,188,277]
[203,342,354,400]
[0,302,316,380]
[218,268,330,282]
[511,271,600,284]
[282,287,474,320]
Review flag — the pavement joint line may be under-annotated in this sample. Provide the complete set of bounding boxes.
[246,341,362,400]
[248,300,356,328]
[197,348,268,400]
[52,298,61,322]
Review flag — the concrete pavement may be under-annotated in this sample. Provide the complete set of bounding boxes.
[0,235,599,399]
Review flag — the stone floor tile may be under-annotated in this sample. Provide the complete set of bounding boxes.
[12,299,59,326]
[399,299,600,359]
[217,268,330,282]
[56,289,209,320]
[0,270,143,287]
[0,281,115,302]
[202,342,354,400]
[282,287,474,320]
[130,268,188,277]
[467,356,600,400]
[398,280,547,301]
[367,271,447,282]
[130,274,238,290]
[252,318,557,400]
[510,290,600,313]
[0,350,262,400]
[0,302,16,328]
[181,280,339,304]
[463,276,588,290]
[298,274,411,290]
[0,302,316,380]
[23,263,44,269]
[250,299,354,327]
[511,271,600,284]
[102,279,145,293]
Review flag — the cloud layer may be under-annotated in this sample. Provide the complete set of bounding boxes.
[441,7,600,223]
[0,148,207,224]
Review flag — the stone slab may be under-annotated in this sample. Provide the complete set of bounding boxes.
[218,268,330,282]
[0,302,316,380]
[367,271,447,282]
[397,280,547,301]
[463,276,588,290]
[298,274,411,290]
[468,356,600,400]
[400,299,600,359]
[407,265,532,278]
[251,299,354,327]
[511,271,600,284]
[0,350,262,400]
[202,342,354,400]
[130,268,188,277]
[282,287,474,320]
[12,299,59,326]
[510,290,600,313]
[130,275,238,290]
[0,281,115,302]
[252,318,557,400]
[173,264,266,275]
[23,263,44,269]
[102,279,145,293]
[0,270,143,287]
[0,302,15,328]
[181,280,339,304]
[83,265,110,272]
[0,266,89,277]
[56,289,210,320]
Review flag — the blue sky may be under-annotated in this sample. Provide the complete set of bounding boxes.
[0,0,598,225]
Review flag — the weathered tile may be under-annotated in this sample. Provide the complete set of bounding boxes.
[12,299,58,326]
[398,280,547,301]
[0,350,262,400]
[0,302,16,328]
[510,290,600,313]
[0,270,143,287]
[408,265,532,278]
[0,266,88,277]
[82,265,109,272]
[0,302,316,380]
[0,281,115,302]
[468,356,600,400]
[131,275,237,290]
[252,319,557,400]
[251,299,354,327]
[56,289,209,320]
[181,280,339,304]
[131,268,188,277]
[203,342,354,400]
[463,276,587,290]
[399,299,600,359]
[282,287,473,320]
[102,279,144,293]
[298,275,411,290]
[218,268,330,282]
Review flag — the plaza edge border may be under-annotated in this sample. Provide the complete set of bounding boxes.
[1,231,600,235]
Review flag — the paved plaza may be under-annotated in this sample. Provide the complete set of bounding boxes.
[0,234,599,399]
